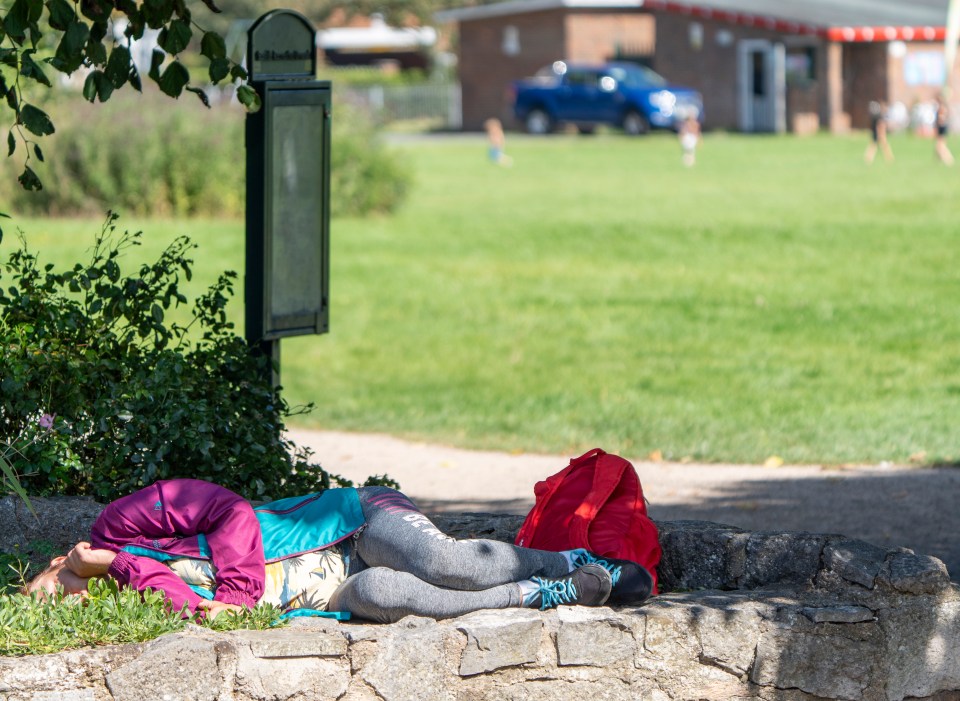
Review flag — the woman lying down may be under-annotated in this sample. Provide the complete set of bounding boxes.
[25,479,653,623]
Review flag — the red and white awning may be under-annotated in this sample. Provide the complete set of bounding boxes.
[642,0,946,42]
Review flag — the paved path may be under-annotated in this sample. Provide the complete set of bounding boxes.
[289,429,960,580]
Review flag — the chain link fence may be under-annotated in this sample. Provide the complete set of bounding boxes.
[335,83,462,130]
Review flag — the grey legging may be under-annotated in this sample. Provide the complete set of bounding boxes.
[327,487,570,622]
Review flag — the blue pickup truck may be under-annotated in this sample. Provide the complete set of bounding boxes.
[511,61,703,135]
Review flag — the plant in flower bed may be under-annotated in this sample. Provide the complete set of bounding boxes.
[0,578,282,656]
[0,212,386,502]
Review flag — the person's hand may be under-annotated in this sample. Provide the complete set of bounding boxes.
[63,542,116,578]
[196,600,243,621]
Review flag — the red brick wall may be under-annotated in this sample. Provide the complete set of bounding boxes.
[565,12,655,63]
[887,42,960,118]
[458,9,567,130]
[456,7,960,133]
[457,9,656,130]
[842,42,888,127]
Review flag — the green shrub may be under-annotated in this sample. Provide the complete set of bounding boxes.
[331,102,411,217]
[0,89,411,219]
[0,213,366,502]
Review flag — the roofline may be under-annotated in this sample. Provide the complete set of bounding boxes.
[435,0,644,24]
[644,0,947,41]
[438,0,948,43]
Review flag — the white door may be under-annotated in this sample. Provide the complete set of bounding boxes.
[738,40,786,132]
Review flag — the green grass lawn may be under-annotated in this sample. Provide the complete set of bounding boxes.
[7,129,960,465]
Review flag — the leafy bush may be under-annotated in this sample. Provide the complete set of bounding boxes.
[330,102,412,217]
[0,213,366,502]
[0,578,282,656]
[0,89,411,219]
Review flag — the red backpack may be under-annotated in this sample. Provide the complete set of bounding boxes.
[515,448,661,593]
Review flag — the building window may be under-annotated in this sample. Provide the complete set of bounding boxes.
[786,47,816,86]
[502,25,520,56]
[688,22,703,50]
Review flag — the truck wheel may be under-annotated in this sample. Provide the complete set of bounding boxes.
[622,110,650,136]
[525,109,553,135]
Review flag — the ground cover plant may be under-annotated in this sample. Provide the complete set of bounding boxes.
[8,130,960,466]
[0,578,282,656]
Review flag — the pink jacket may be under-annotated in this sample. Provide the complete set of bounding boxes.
[90,479,265,614]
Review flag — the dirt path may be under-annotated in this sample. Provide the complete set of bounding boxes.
[288,428,960,580]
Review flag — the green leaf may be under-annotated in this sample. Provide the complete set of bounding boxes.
[6,130,14,156]
[105,45,131,88]
[141,0,174,29]
[3,0,42,43]
[186,86,210,108]
[3,85,17,110]
[80,0,111,23]
[157,18,191,55]
[230,63,247,81]
[0,454,35,516]
[53,20,90,74]
[156,60,188,98]
[200,31,225,60]
[129,63,142,91]
[33,143,43,161]
[17,164,42,191]
[236,85,261,113]
[45,0,75,30]
[82,70,113,102]
[148,48,164,82]
[208,56,229,84]
[20,50,51,86]
[85,35,107,65]
[19,103,54,136]
[0,48,18,68]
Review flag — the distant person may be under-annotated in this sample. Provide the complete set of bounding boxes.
[678,113,700,167]
[864,100,894,164]
[934,94,954,166]
[484,118,513,167]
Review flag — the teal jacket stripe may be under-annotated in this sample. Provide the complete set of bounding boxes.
[255,488,365,563]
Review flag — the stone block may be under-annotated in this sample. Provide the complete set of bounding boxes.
[455,609,543,676]
[656,520,748,591]
[751,622,881,700]
[881,549,951,595]
[823,538,887,588]
[682,593,768,677]
[741,532,826,588]
[555,607,635,667]
[356,621,457,701]
[801,605,875,624]
[241,628,348,658]
[880,597,960,700]
[106,632,221,701]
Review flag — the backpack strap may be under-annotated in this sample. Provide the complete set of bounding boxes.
[569,450,630,545]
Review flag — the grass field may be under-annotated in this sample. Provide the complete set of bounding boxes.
[7,129,960,466]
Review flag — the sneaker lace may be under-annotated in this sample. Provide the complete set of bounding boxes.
[571,551,622,587]
[531,576,578,610]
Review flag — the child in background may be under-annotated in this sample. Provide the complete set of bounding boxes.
[678,113,700,167]
[864,100,894,164]
[484,118,513,167]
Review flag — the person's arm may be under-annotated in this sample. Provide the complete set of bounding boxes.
[90,479,265,610]
[108,549,207,614]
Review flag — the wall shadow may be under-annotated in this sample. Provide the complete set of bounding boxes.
[414,466,960,581]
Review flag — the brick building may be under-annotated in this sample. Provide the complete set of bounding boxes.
[436,0,958,133]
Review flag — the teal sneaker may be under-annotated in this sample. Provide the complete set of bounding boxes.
[570,550,654,606]
[527,564,612,610]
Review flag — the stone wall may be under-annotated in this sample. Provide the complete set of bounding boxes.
[1,497,958,701]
